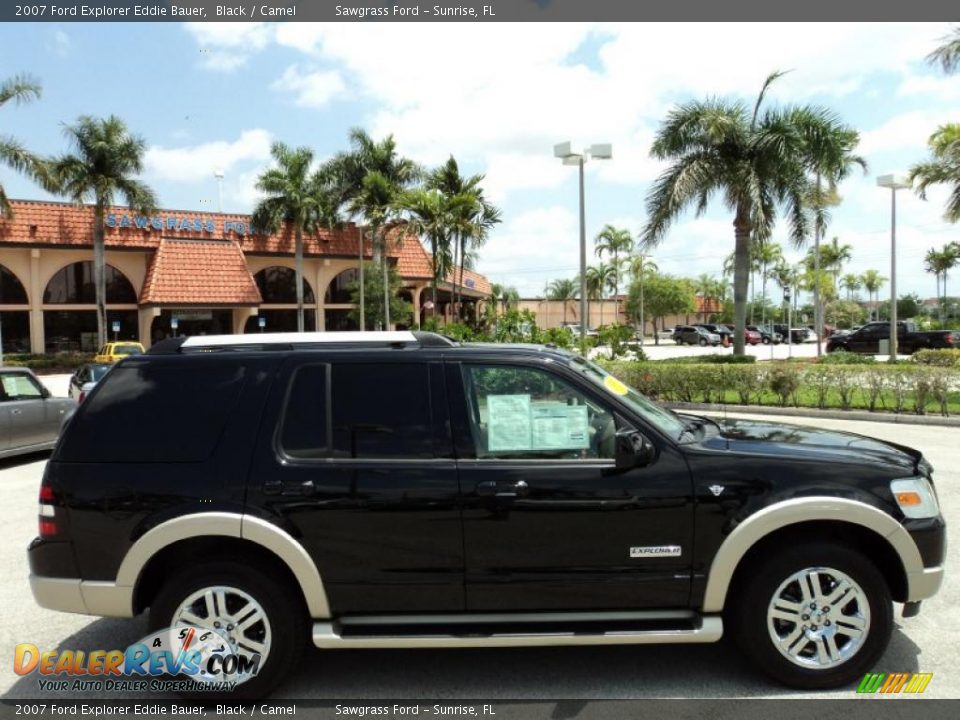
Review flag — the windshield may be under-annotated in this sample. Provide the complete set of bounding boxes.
[570,359,686,438]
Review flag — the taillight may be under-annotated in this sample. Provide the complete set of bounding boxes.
[78,391,85,403]
[39,484,58,538]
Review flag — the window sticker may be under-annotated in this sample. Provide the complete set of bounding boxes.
[531,403,590,450]
[604,375,629,396]
[487,394,532,451]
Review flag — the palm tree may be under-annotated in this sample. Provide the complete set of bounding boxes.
[585,263,615,327]
[909,123,960,223]
[754,240,783,325]
[927,25,960,73]
[822,236,853,292]
[642,71,859,354]
[326,129,420,329]
[840,273,862,301]
[547,278,578,325]
[626,254,657,337]
[0,74,48,217]
[252,143,333,333]
[50,115,156,347]
[594,225,633,322]
[398,187,455,325]
[924,245,959,323]
[860,269,886,321]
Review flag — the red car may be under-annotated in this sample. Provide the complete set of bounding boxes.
[722,324,762,345]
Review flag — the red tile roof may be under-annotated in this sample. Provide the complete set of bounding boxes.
[1,199,495,297]
[140,239,261,306]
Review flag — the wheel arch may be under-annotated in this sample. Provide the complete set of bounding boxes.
[702,497,919,613]
[120,512,330,618]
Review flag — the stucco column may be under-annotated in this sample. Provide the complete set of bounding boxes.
[139,307,159,349]
[29,249,44,354]
[411,285,423,329]
[234,307,258,335]
[316,263,325,331]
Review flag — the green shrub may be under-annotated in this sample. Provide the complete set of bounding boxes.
[650,354,755,364]
[769,367,801,407]
[2,352,95,373]
[818,351,876,365]
[912,349,960,367]
[441,323,476,343]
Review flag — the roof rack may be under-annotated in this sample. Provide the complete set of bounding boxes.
[147,331,458,354]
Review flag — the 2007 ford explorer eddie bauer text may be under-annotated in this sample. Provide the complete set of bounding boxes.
[28,331,946,697]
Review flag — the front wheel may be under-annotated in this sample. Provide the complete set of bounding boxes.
[149,560,307,699]
[728,542,892,689]
[698,338,708,346]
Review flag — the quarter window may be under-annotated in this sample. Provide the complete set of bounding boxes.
[462,365,617,460]
[280,363,434,460]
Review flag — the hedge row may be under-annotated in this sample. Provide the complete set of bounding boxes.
[601,361,960,415]
[1,352,95,373]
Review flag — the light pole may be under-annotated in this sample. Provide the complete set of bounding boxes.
[554,142,612,349]
[877,174,911,361]
[214,169,225,213]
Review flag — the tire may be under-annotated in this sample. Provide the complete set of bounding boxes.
[149,559,307,699]
[698,338,708,346]
[762,337,771,345]
[728,541,893,689]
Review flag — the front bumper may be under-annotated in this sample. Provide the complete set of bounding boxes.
[906,565,944,602]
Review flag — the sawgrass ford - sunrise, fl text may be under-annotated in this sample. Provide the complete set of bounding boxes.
[13,4,300,17]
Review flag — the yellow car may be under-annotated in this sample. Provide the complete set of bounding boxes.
[93,341,145,364]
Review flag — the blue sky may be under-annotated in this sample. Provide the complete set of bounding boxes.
[1,22,958,300]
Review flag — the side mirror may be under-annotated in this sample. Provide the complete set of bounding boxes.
[614,429,656,471]
[40,385,51,399]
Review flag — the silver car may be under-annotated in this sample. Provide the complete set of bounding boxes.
[0,367,76,459]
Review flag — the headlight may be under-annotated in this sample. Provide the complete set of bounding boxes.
[890,477,940,519]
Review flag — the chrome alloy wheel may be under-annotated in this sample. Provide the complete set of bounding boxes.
[766,567,870,670]
[173,585,272,672]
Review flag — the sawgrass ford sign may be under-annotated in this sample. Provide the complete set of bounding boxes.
[105,214,254,236]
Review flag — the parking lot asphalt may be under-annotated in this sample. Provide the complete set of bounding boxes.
[1,384,955,701]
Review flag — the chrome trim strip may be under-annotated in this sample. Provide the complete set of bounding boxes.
[338,610,697,626]
[313,616,723,649]
[702,497,927,613]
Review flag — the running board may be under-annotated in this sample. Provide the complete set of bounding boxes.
[312,611,723,649]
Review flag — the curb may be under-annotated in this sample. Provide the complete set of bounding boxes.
[664,401,960,427]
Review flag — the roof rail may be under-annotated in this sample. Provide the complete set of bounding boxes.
[146,331,458,354]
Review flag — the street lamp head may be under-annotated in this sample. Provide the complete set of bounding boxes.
[553,142,576,160]
[876,173,911,190]
[214,169,225,180]
[588,143,613,160]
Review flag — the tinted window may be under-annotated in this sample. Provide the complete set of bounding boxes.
[58,361,247,463]
[331,364,432,459]
[280,364,329,459]
[278,362,433,460]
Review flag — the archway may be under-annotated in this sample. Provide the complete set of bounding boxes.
[0,264,30,354]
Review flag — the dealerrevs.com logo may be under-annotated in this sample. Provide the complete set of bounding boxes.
[857,672,934,695]
[14,626,261,693]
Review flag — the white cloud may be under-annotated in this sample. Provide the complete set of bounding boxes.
[49,30,71,57]
[145,129,273,184]
[185,23,274,71]
[271,65,345,108]
[859,110,958,157]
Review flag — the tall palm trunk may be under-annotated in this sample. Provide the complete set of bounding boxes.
[93,205,107,348]
[457,235,466,323]
[813,172,823,356]
[381,231,390,330]
[613,249,619,324]
[358,225,365,331]
[295,226,305,332]
[761,262,768,325]
[944,273,949,324]
[732,207,751,355]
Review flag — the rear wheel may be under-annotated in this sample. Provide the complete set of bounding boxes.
[762,337,771,345]
[729,542,892,689]
[699,337,708,346]
[149,560,307,699]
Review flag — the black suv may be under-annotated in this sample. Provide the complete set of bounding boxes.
[29,332,945,696]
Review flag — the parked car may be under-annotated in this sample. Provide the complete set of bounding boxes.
[68,363,113,403]
[560,323,599,338]
[826,321,960,355]
[93,341,145,364]
[673,325,721,346]
[747,325,783,345]
[772,324,811,344]
[0,367,76,459]
[695,323,733,343]
[29,331,946,695]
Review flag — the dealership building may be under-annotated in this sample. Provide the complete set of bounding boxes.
[0,199,492,353]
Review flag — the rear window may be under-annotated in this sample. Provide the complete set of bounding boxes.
[58,361,247,463]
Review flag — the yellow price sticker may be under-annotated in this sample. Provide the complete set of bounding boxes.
[603,375,629,396]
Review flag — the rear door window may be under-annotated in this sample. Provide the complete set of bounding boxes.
[57,361,247,463]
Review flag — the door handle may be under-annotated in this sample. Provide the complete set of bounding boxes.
[11,409,22,416]
[476,479,529,498]
[263,479,316,496]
